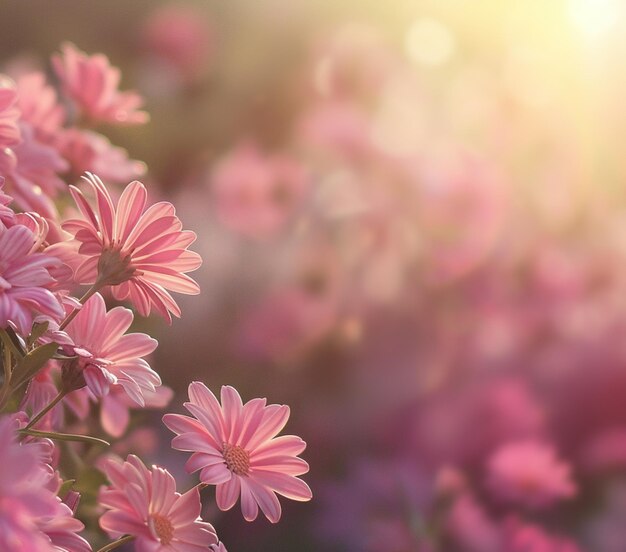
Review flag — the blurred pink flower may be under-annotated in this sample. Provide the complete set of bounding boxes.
[163,382,312,523]
[14,72,65,140]
[0,76,20,149]
[6,122,67,217]
[212,143,308,240]
[59,173,202,321]
[52,43,148,126]
[504,518,581,552]
[446,493,502,552]
[55,128,145,184]
[0,416,89,552]
[486,440,577,509]
[141,4,214,81]
[0,223,64,335]
[63,292,160,404]
[210,543,228,552]
[99,454,218,550]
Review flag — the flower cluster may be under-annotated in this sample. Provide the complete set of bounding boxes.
[0,40,311,552]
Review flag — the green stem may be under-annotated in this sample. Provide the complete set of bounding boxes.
[59,283,102,331]
[19,428,110,447]
[24,389,67,430]
[96,535,135,552]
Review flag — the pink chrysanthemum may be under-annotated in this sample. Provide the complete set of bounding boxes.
[163,382,312,523]
[59,173,201,321]
[0,223,64,336]
[99,454,218,551]
[14,72,65,141]
[52,43,148,126]
[62,292,160,404]
[486,440,577,509]
[0,416,90,552]
[210,542,228,552]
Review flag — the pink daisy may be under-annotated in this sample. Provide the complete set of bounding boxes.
[14,72,65,141]
[210,543,228,552]
[163,382,312,523]
[0,223,64,336]
[59,172,202,321]
[99,454,218,551]
[52,43,148,126]
[0,415,89,552]
[486,440,577,509]
[62,292,160,405]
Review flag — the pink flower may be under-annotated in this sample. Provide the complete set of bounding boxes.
[99,454,218,551]
[504,518,581,552]
[486,440,577,509]
[0,223,64,336]
[59,173,202,321]
[210,543,228,552]
[0,75,20,149]
[163,382,312,523]
[211,143,308,240]
[62,292,160,404]
[0,416,89,552]
[14,72,65,141]
[52,43,148,126]
[55,129,145,184]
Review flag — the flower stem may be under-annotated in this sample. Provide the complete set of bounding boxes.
[58,283,102,331]
[96,535,135,552]
[24,389,67,430]
[0,337,12,410]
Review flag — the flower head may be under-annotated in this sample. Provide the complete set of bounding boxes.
[163,382,312,523]
[0,416,90,552]
[486,440,577,509]
[52,43,148,126]
[60,173,201,321]
[0,223,64,336]
[62,292,160,405]
[99,454,218,551]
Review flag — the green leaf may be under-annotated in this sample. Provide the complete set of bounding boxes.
[57,478,76,499]
[11,342,59,389]
[19,428,110,447]
[28,321,50,346]
[0,328,24,359]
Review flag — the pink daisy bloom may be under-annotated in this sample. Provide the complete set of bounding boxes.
[486,440,577,510]
[59,172,201,321]
[99,454,218,551]
[0,415,88,552]
[52,43,148,126]
[62,292,160,405]
[210,543,228,552]
[0,75,20,149]
[0,223,64,336]
[163,382,312,523]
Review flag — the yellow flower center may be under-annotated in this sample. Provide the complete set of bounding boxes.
[222,442,251,476]
[150,513,174,545]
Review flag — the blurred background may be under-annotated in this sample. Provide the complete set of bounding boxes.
[5,0,626,550]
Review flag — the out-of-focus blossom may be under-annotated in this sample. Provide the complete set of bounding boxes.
[163,382,312,523]
[140,4,214,83]
[99,454,218,550]
[99,384,173,438]
[52,43,148,126]
[0,76,20,149]
[504,518,581,552]
[0,416,89,552]
[0,223,64,335]
[486,440,577,509]
[55,129,145,184]
[62,292,160,404]
[57,173,202,321]
[445,493,502,552]
[6,122,67,217]
[14,72,65,140]
[210,542,228,552]
[211,143,308,240]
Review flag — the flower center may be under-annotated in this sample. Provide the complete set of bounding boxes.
[97,245,136,286]
[149,513,174,545]
[222,442,250,476]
